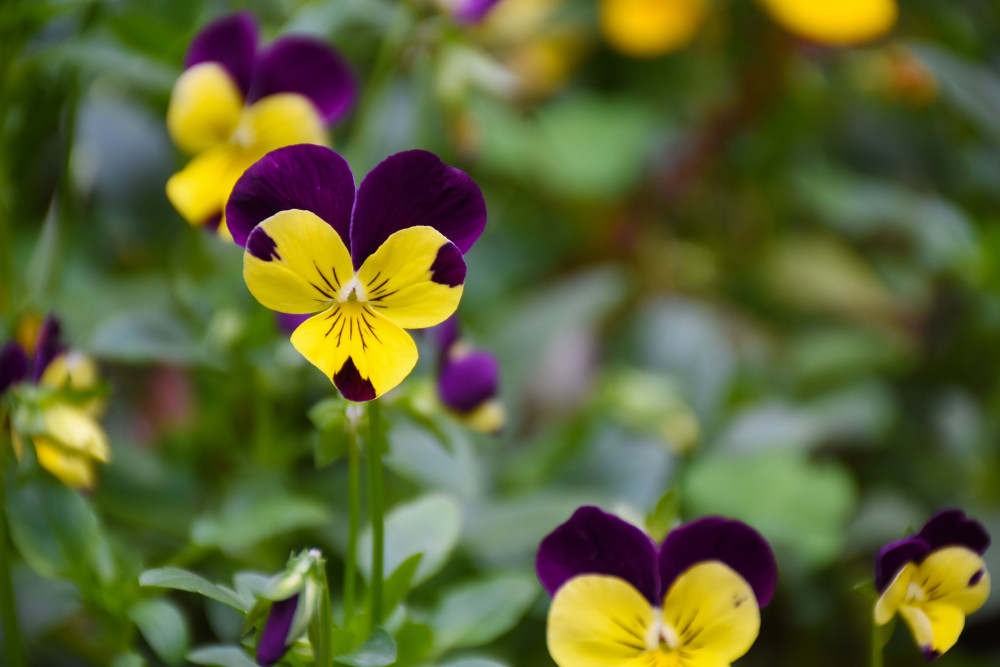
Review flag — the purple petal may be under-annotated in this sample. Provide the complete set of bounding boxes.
[917,509,991,555]
[276,312,311,334]
[658,517,778,607]
[430,244,467,287]
[256,594,299,666]
[453,0,504,23]
[334,359,376,402]
[429,316,460,354]
[226,145,355,247]
[438,349,499,413]
[185,11,258,96]
[350,150,486,266]
[32,315,64,382]
[875,537,931,593]
[247,36,358,124]
[536,506,660,604]
[0,341,29,395]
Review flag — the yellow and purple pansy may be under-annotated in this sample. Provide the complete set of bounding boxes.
[166,12,356,235]
[537,506,777,667]
[1,316,109,489]
[601,0,898,57]
[226,144,486,402]
[873,509,991,661]
[432,316,504,433]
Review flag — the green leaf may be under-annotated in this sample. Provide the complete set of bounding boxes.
[191,491,331,551]
[187,645,260,667]
[335,627,397,667]
[90,309,208,365]
[359,494,461,586]
[430,573,538,653]
[26,204,59,303]
[684,451,856,567]
[381,553,423,619]
[139,567,252,612]
[129,598,190,666]
[110,652,146,667]
[440,660,509,667]
[645,489,681,542]
[853,579,878,601]
[393,621,434,667]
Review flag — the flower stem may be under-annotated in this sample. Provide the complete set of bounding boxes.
[343,416,361,626]
[871,622,884,667]
[366,400,385,632]
[0,418,25,666]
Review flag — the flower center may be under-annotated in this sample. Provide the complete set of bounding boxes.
[645,609,681,653]
[338,276,368,304]
[905,580,926,604]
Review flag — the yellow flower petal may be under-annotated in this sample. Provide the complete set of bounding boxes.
[899,602,964,659]
[758,0,897,46]
[458,399,506,434]
[243,209,354,314]
[918,546,990,615]
[547,574,655,667]
[33,437,97,490]
[661,561,760,665]
[238,93,327,155]
[41,404,110,462]
[290,303,418,400]
[167,62,243,154]
[356,226,465,329]
[166,144,243,225]
[600,0,707,57]
[874,561,915,626]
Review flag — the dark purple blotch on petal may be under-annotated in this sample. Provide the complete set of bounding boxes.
[453,0,504,23]
[923,647,941,661]
[430,243,466,287]
[227,145,356,247]
[350,150,487,266]
[658,517,778,607]
[276,312,311,334]
[185,11,258,95]
[536,506,660,604]
[247,228,281,262]
[334,358,376,402]
[32,315,64,381]
[0,341,29,395]
[969,569,985,586]
[875,537,931,592]
[247,36,357,124]
[438,350,499,413]
[256,593,299,666]
[918,509,991,555]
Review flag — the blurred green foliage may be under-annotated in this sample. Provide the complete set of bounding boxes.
[2,0,1000,665]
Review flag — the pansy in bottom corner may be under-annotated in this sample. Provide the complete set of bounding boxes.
[536,505,777,667]
[873,509,991,660]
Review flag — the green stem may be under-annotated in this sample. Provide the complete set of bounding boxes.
[871,622,884,667]
[366,401,385,632]
[343,417,361,626]
[0,417,25,666]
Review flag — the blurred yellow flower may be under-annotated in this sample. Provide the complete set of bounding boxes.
[760,0,898,46]
[600,0,707,57]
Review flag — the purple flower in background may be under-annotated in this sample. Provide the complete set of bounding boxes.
[165,12,357,233]
[537,505,776,667]
[873,509,991,660]
[444,0,505,23]
[431,316,504,433]
[229,145,486,401]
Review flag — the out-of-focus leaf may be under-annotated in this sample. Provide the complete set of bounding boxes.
[191,491,331,551]
[110,653,146,667]
[91,309,208,365]
[26,203,59,303]
[430,573,537,652]
[385,418,481,498]
[139,567,252,612]
[128,598,190,666]
[645,488,681,542]
[335,627,397,667]
[912,43,1000,145]
[440,660,509,667]
[393,621,434,667]
[187,645,259,667]
[359,494,461,586]
[684,451,856,567]
[33,37,177,94]
[788,327,908,389]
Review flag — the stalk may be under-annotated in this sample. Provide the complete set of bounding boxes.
[0,415,25,666]
[343,410,361,625]
[366,400,385,631]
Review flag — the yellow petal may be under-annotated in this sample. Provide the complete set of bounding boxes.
[661,561,760,664]
[290,303,418,400]
[458,399,506,434]
[874,561,915,626]
[356,226,465,329]
[41,404,110,462]
[166,144,243,225]
[167,62,243,154]
[33,437,97,489]
[243,209,354,314]
[238,93,327,155]
[899,602,964,660]
[917,546,991,615]
[547,575,655,667]
[600,0,707,57]
[758,0,897,46]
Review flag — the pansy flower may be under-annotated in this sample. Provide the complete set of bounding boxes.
[226,144,486,401]
[432,316,504,433]
[873,509,991,660]
[166,12,356,236]
[537,505,777,667]
[601,0,898,57]
[255,549,323,666]
[1,316,109,489]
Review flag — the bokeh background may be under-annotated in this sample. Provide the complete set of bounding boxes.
[2,0,1000,665]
